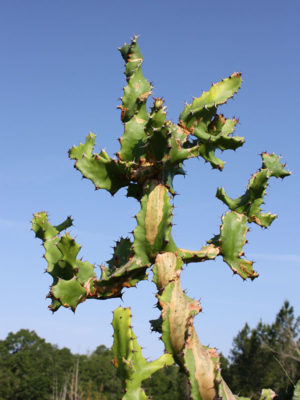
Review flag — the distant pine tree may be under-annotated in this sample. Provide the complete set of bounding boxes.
[220,301,300,400]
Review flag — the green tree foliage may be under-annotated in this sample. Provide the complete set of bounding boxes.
[0,329,187,399]
[76,345,123,400]
[143,367,189,400]
[0,329,74,400]
[221,301,300,400]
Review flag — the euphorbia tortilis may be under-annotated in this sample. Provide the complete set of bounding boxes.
[32,36,290,400]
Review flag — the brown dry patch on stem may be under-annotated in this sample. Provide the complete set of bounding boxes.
[220,380,238,400]
[219,114,226,125]
[135,116,146,124]
[145,184,165,245]
[139,91,151,102]
[84,278,95,296]
[117,105,128,121]
[128,56,143,63]
[185,328,217,400]
[155,252,178,289]
[178,244,220,263]
[169,280,197,355]
[178,120,192,136]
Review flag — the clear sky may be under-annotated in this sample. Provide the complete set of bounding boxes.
[1,0,299,359]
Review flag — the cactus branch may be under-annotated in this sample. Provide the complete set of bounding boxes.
[112,307,174,399]
[32,212,148,311]
[69,133,131,195]
[216,153,290,227]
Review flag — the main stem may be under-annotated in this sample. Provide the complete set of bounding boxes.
[152,250,235,399]
[137,179,230,399]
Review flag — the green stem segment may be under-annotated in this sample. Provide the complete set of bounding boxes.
[152,252,236,400]
[112,307,174,400]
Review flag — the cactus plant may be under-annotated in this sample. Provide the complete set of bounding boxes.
[32,36,290,399]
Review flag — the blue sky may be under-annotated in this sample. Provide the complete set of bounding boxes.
[1,0,299,359]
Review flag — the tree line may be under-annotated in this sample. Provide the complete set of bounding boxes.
[0,301,299,400]
[221,301,300,400]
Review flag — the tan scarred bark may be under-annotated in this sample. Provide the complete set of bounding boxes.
[154,252,236,400]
